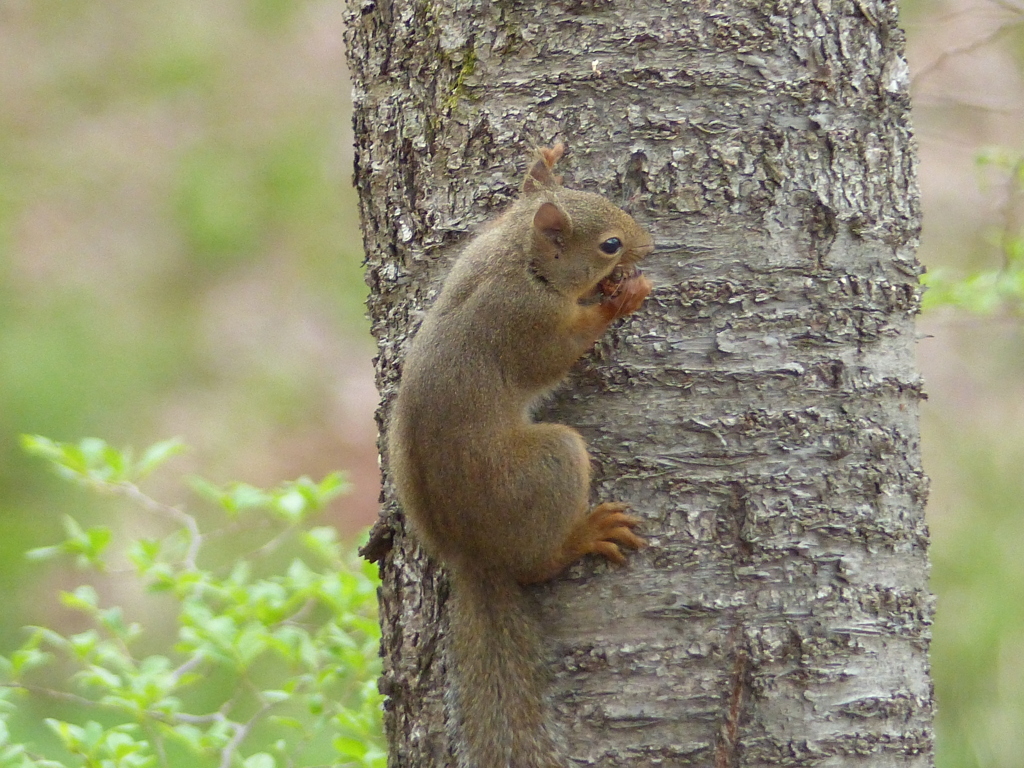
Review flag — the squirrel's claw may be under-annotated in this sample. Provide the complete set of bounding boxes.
[579,502,646,565]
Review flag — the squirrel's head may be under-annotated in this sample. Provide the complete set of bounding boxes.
[521,143,654,299]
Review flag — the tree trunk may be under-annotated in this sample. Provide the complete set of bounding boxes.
[345,0,934,765]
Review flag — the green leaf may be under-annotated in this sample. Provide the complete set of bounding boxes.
[18,436,132,485]
[61,515,87,544]
[98,606,137,641]
[45,719,86,752]
[243,753,275,768]
[82,526,113,568]
[19,435,70,467]
[333,736,368,759]
[235,624,269,667]
[24,545,62,562]
[228,483,273,512]
[48,516,113,569]
[60,585,100,613]
[275,474,350,520]
[285,559,316,590]
[315,471,351,500]
[274,488,308,521]
[304,526,342,562]
[267,716,305,732]
[9,648,52,677]
[188,477,271,515]
[128,538,162,572]
[75,665,122,692]
[79,437,130,482]
[69,630,100,659]
[307,692,324,715]
[165,723,203,752]
[187,475,227,505]
[135,438,186,478]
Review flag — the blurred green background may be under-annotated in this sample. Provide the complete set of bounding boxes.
[0,0,381,613]
[0,0,1022,766]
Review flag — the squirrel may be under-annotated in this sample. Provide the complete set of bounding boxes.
[388,143,653,768]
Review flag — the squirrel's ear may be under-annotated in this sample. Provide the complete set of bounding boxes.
[533,201,570,241]
[522,143,565,193]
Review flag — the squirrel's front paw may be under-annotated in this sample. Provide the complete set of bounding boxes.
[600,269,652,320]
[577,502,646,565]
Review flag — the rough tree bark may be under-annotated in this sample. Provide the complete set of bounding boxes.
[345,0,934,766]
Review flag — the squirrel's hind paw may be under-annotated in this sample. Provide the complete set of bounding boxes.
[578,502,646,564]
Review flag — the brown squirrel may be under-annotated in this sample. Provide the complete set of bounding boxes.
[388,143,653,768]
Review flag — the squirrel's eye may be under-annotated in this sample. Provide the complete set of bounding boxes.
[599,237,622,255]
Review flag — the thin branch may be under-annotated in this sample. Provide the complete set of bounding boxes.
[173,711,228,726]
[247,523,299,561]
[171,651,206,682]
[111,481,203,570]
[277,598,317,628]
[2,682,98,708]
[143,720,170,768]
[4,681,229,729]
[218,701,281,768]
[904,0,1020,27]
[911,14,1024,88]
[991,0,1024,15]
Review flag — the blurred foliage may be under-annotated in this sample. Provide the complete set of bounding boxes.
[0,0,371,632]
[922,148,1024,315]
[926,428,1024,768]
[1,437,384,768]
[0,0,379,762]
[903,1,1024,767]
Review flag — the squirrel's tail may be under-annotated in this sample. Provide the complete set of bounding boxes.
[447,566,561,768]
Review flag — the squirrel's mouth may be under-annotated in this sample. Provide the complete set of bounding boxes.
[596,261,643,299]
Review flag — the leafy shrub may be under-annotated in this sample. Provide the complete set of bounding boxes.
[0,436,384,768]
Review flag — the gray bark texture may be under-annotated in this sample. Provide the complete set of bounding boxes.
[344,0,935,766]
